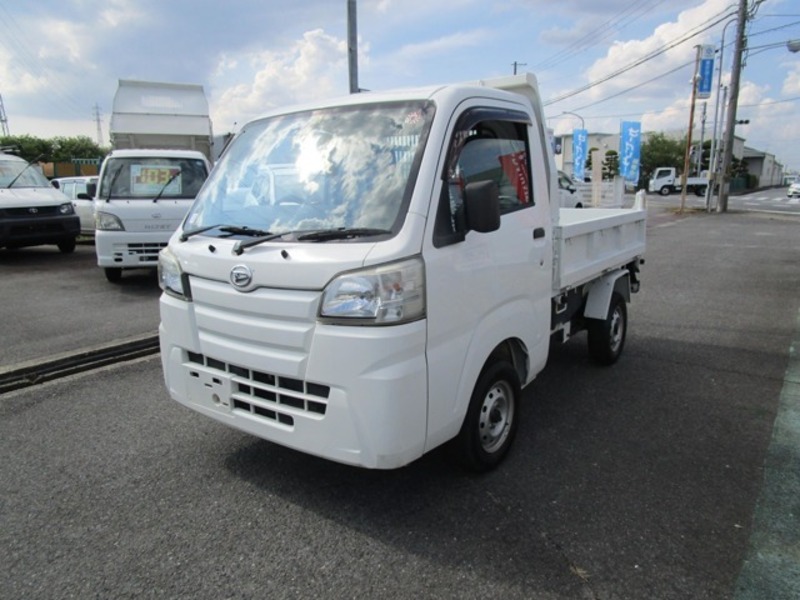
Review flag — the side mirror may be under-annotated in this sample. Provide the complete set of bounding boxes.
[464,180,500,234]
[51,180,60,189]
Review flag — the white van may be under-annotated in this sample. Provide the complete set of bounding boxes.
[94,149,211,282]
[51,175,98,235]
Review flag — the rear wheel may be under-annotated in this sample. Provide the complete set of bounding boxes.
[587,292,627,365]
[694,186,707,197]
[452,361,520,472]
[104,267,122,283]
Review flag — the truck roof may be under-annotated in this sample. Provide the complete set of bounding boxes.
[104,148,210,160]
[243,73,543,125]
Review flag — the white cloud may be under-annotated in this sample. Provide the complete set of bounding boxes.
[210,29,350,131]
[782,62,800,95]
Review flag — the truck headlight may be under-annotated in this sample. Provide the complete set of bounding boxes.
[158,247,191,300]
[59,203,74,215]
[95,211,125,231]
[320,257,425,325]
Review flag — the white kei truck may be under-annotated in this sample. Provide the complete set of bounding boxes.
[158,73,646,471]
[94,149,211,282]
[648,166,708,196]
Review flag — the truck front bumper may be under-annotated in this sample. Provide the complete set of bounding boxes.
[95,230,169,268]
[159,293,429,469]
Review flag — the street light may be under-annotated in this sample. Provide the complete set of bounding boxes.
[561,111,585,130]
[789,39,800,53]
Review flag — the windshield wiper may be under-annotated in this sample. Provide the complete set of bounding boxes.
[180,224,274,242]
[6,154,44,188]
[105,165,124,202]
[296,227,391,242]
[152,170,180,203]
[233,231,285,255]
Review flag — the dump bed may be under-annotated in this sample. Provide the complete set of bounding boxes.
[553,205,646,293]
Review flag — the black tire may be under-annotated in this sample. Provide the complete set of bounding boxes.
[452,361,520,472]
[587,292,627,366]
[57,238,76,253]
[659,186,671,196]
[104,267,123,283]
[694,186,707,197]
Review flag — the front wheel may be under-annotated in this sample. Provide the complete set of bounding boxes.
[587,292,627,366]
[104,267,122,283]
[659,186,672,196]
[452,361,520,472]
[57,238,76,253]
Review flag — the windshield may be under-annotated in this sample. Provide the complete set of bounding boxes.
[183,101,434,239]
[98,157,208,200]
[0,158,51,188]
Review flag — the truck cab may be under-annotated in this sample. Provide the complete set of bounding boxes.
[94,149,211,282]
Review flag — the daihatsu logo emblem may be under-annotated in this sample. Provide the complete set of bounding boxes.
[28,207,38,214]
[230,264,253,289]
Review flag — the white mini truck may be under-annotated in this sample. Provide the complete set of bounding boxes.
[95,149,211,282]
[158,74,646,471]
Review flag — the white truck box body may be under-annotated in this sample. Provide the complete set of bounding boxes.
[158,74,646,469]
[110,79,213,160]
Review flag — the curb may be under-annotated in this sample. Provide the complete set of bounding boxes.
[0,333,160,395]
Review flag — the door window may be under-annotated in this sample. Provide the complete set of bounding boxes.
[434,112,533,247]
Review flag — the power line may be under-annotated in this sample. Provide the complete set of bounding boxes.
[543,7,737,106]
[531,0,667,71]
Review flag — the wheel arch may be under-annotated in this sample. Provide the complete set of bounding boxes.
[583,268,630,320]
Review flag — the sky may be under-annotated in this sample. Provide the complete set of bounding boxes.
[1,0,799,170]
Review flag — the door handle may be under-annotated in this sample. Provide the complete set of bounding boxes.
[533,227,546,239]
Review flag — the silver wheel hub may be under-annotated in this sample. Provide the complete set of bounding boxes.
[478,381,514,453]
[609,306,624,352]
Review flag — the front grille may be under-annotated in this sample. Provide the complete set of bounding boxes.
[10,222,64,235]
[187,352,329,425]
[4,205,62,217]
[115,242,166,263]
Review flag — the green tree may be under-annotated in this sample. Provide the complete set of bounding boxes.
[602,150,619,180]
[0,134,107,163]
[51,136,106,162]
[639,132,684,188]
[0,135,54,162]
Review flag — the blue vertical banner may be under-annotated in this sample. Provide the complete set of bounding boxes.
[619,121,641,183]
[696,44,715,100]
[572,128,588,181]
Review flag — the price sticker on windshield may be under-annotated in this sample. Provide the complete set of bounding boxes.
[131,165,182,196]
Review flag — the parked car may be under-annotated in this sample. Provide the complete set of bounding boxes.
[788,181,800,198]
[558,170,583,208]
[0,153,80,253]
[51,175,98,235]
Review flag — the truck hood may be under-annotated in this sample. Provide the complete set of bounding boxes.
[174,236,383,291]
[0,186,69,208]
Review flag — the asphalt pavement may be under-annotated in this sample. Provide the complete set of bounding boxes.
[1,204,799,599]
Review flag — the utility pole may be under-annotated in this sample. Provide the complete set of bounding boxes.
[696,102,707,176]
[679,45,702,215]
[93,103,103,146]
[717,0,748,213]
[347,0,359,94]
[0,93,9,136]
[512,61,527,75]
